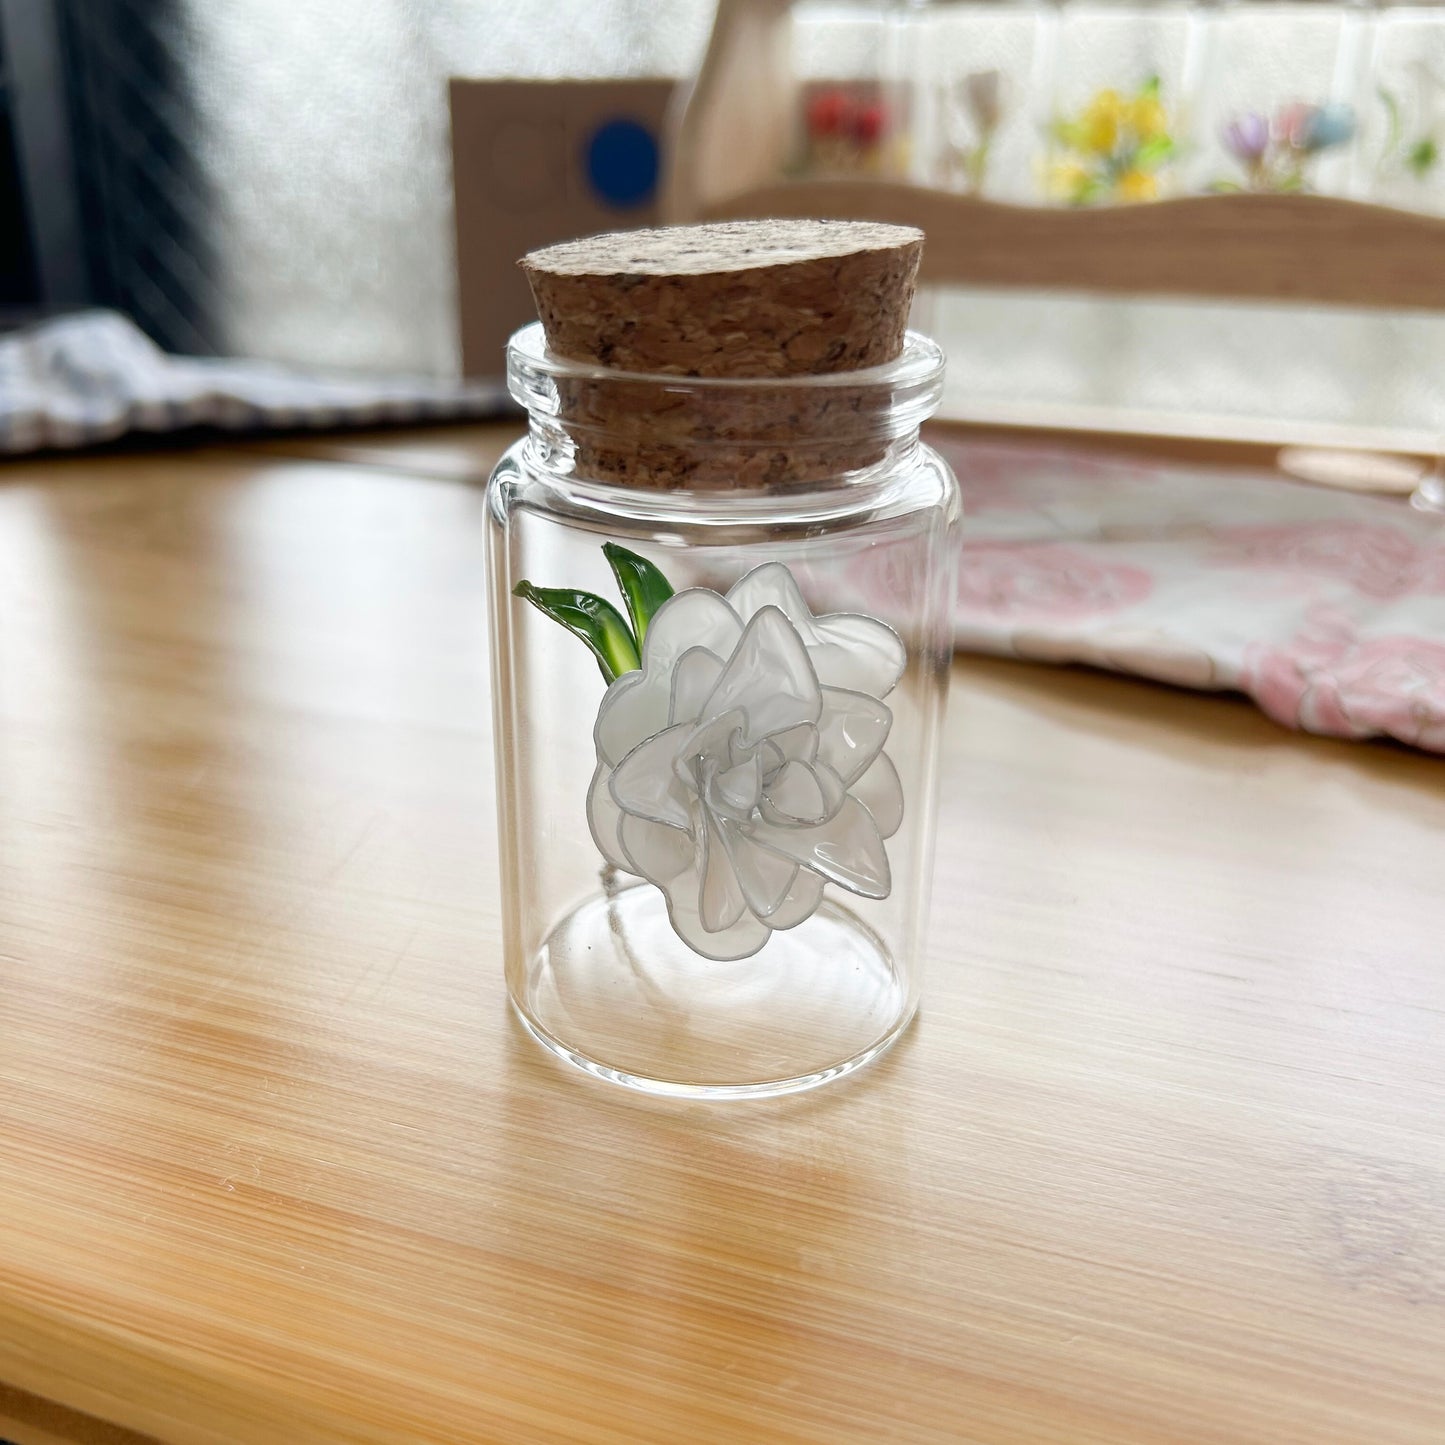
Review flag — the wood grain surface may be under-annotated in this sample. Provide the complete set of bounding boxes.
[2,436,1444,1445]
[705,182,1445,311]
[237,417,1432,490]
[234,424,517,481]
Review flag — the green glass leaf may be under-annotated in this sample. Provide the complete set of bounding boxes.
[1135,136,1176,167]
[1379,86,1403,156]
[603,543,675,644]
[1408,138,1439,177]
[512,582,640,683]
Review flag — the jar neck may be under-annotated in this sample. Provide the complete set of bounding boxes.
[523,413,928,496]
[506,323,944,495]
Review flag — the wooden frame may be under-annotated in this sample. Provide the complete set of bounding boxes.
[704,181,1445,311]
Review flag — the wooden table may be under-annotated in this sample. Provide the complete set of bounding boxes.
[2,429,1443,1445]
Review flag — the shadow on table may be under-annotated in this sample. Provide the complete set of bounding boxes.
[958,654,1445,803]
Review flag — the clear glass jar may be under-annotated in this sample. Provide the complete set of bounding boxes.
[789,0,923,182]
[1367,1,1445,212]
[1044,0,1209,204]
[915,0,1058,200]
[1196,0,1373,195]
[485,323,960,1098]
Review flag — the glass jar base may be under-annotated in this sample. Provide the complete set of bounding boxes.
[513,884,914,1099]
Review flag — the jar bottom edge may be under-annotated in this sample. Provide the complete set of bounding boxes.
[511,886,915,1099]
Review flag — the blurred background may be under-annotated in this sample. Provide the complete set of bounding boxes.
[2,0,1444,451]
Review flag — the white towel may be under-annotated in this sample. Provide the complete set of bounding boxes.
[0,310,508,455]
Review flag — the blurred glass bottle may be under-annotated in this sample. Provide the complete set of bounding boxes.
[1198,0,1374,197]
[789,0,927,183]
[1367,0,1445,211]
[666,0,932,221]
[910,0,1058,200]
[1043,0,1211,205]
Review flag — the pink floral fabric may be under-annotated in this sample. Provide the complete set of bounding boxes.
[959,543,1154,621]
[1242,619,1445,750]
[1210,523,1445,600]
[927,434,1445,754]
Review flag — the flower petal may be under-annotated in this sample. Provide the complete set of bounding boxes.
[760,759,846,826]
[751,794,891,899]
[702,606,821,745]
[594,591,741,765]
[644,587,744,666]
[766,722,819,766]
[726,563,906,696]
[610,724,694,828]
[726,562,811,628]
[595,670,666,769]
[808,613,907,697]
[719,821,799,919]
[765,866,825,931]
[669,646,726,725]
[618,813,692,884]
[699,816,747,933]
[586,764,633,872]
[661,869,772,961]
[675,708,747,791]
[852,750,904,839]
[710,753,764,815]
[815,686,893,786]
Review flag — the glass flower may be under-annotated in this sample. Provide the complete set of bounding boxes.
[1284,101,1355,155]
[1048,77,1176,205]
[1115,167,1159,202]
[944,69,1006,194]
[1379,60,1444,181]
[1080,89,1125,156]
[1223,112,1270,166]
[964,69,1004,135]
[1217,101,1356,192]
[587,563,906,961]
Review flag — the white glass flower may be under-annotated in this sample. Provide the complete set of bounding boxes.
[587,563,906,960]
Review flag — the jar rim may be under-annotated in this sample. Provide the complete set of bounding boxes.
[506,322,946,492]
[506,322,944,400]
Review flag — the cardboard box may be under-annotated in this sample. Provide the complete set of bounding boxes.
[450,78,676,379]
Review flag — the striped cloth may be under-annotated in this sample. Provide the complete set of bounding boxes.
[0,310,509,455]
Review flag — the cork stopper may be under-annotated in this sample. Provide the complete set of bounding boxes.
[522,220,922,379]
[517,220,926,490]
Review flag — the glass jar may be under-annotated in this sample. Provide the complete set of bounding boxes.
[1044,0,1209,205]
[485,323,960,1098]
[788,0,922,183]
[1196,0,1373,196]
[1367,0,1445,212]
[915,0,1058,200]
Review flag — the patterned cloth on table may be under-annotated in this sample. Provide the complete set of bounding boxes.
[927,435,1445,754]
